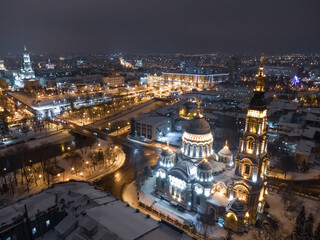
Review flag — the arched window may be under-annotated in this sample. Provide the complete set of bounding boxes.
[193,145,197,157]
[247,138,254,154]
[199,145,203,157]
[234,185,249,203]
[188,144,191,156]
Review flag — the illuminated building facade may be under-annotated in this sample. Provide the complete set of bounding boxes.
[14,45,36,88]
[147,74,163,86]
[153,55,269,233]
[102,75,125,88]
[46,59,55,70]
[162,72,228,89]
[0,60,6,71]
[21,45,35,80]
[155,100,233,227]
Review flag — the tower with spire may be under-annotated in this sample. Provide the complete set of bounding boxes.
[226,54,269,230]
[20,44,35,80]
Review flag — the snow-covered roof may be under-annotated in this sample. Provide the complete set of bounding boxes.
[207,192,229,207]
[213,168,234,185]
[306,113,320,123]
[0,192,57,226]
[302,127,320,140]
[86,201,159,240]
[136,114,169,125]
[55,215,77,236]
[296,140,315,155]
[2,181,192,240]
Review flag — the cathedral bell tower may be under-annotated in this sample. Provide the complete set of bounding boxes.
[229,55,269,227]
[235,54,268,181]
[21,44,35,80]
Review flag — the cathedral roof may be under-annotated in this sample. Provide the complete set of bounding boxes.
[168,161,195,181]
[249,91,266,110]
[185,115,211,135]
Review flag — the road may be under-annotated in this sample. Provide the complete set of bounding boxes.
[88,99,162,129]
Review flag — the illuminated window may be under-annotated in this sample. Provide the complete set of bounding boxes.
[46,220,50,227]
[32,228,37,235]
[247,139,254,154]
[199,145,203,157]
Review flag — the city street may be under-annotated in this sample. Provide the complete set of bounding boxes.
[96,134,162,199]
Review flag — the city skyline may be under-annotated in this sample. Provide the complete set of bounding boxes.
[0,0,319,55]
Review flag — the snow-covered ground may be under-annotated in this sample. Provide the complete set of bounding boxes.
[0,140,126,205]
[128,137,179,152]
[157,132,183,147]
[265,191,320,237]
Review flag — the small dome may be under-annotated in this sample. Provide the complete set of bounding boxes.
[218,141,233,156]
[227,199,247,217]
[196,159,214,182]
[158,145,175,168]
[161,148,173,156]
[197,159,213,171]
[185,116,211,135]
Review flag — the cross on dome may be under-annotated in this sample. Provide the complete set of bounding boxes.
[196,98,202,117]
[223,140,229,150]
[255,54,266,92]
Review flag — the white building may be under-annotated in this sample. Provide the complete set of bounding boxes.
[14,45,36,88]
[0,60,6,71]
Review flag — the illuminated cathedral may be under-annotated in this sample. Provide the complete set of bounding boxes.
[154,55,269,232]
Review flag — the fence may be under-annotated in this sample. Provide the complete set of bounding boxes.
[268,184,320,201]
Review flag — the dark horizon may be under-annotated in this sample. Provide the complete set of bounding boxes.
[0,0,319,55]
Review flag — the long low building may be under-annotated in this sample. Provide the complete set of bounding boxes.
[0,181,192,240]
[162,72,229,88]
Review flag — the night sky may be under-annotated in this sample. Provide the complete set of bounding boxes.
[0,0,319,55]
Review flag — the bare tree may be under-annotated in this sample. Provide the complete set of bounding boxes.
[65,150,83,175]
